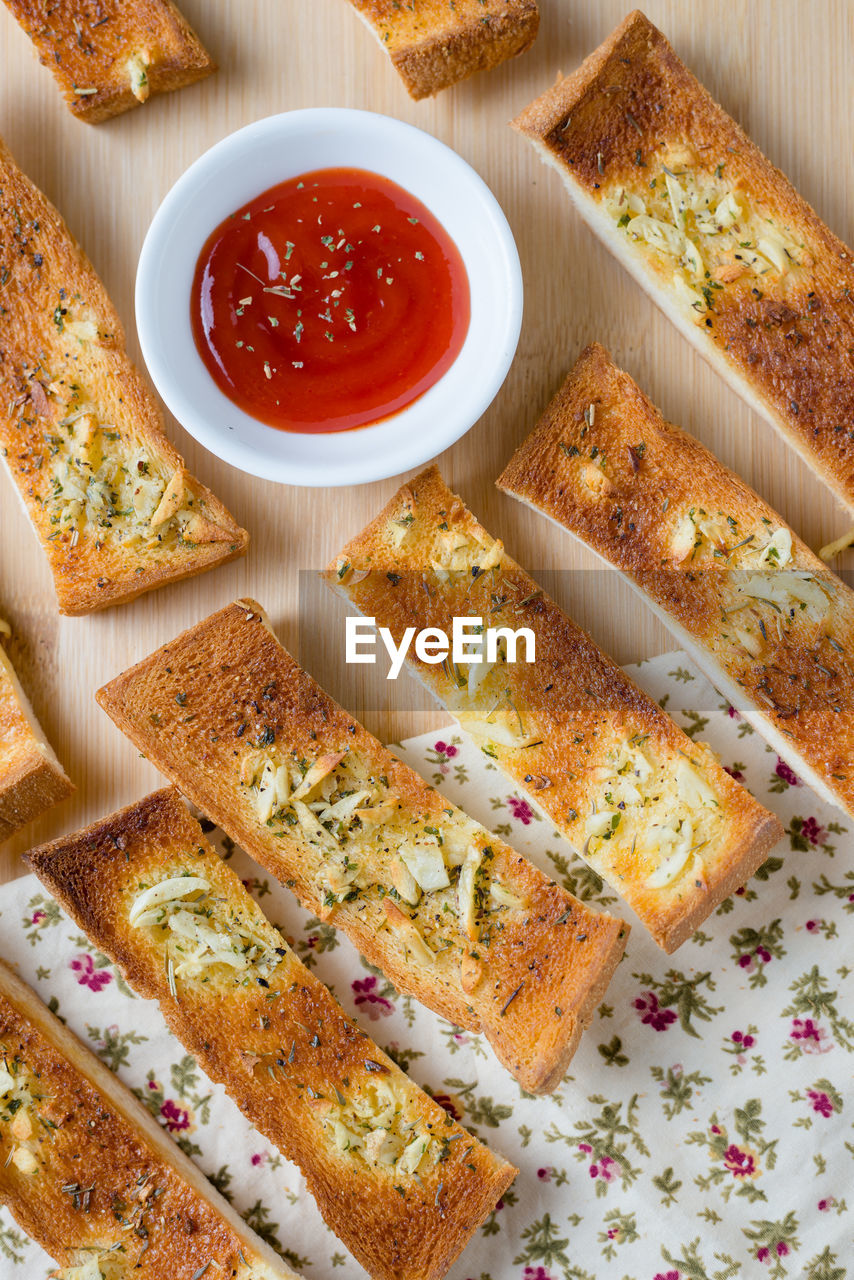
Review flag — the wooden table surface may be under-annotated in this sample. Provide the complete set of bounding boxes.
[1,0,852,882]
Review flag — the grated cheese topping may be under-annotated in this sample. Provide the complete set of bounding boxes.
[582,739,722,891]
[316,1074,439,1177]
[239,746,526,951]
[0,1055,49,1177]
[129,872,282,984]
[603,149,810,316]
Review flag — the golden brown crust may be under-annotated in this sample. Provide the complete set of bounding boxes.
[2,0,215,123]
[347,0,538,98]
[0,638,72,843]
[512,10,854,517]
[26,789,516,1280]
[327,466,783,953]
[94,601,626,1092]
[0,138,248,614]
[0,958,298,1279]
[499,342,854,820]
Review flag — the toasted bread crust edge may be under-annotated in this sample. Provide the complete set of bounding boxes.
[94,599,628,1090]
[511,9,854,520]
[350,0,538,98]
[326,465,784,953]
[0,138,248,614]
[498,341,854,824]
[0,956,299,1278]
[3,0,216,123]
[26,787,518,1280]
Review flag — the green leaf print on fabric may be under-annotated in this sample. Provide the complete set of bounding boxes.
[86,1022,148,1072]
[547,1094,649,1197]
[741,1211,800,1275]
[783,966,854,1056]
[688,1098,777,1203]
[660,1235,742,1278]
[512,1213,571,1270]
[632,969,723,1037]
[803,1247,846,1280]
[729,919,785,987]
[597,1207,639,1259]
[0,1222,29,1264]
[597,1035,629,1067]
[441,1078,512,1128]
[20,893,61,945]
[649,1064,712,1118]
[544,848,618,908]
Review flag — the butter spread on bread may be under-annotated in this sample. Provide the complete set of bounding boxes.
[346,0,538,99]
[512,9,854,520]
[499,342,854,822]
[94,602,627,1093]
[0,956,300,1279]
[326,466,783,953]
[2,0,214,123]
[0,617,72,843]
[0,139,248,614]
[26,789,517,1280]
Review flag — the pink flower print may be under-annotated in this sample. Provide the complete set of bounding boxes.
[724,764,745,782]
[776,1243,789,1257]
[69,953,112,993]
[434,740,458,759]
[731,1030,756,1050]
[432,1092,463,1122]
[790,1017,830,1053]
[633,991,677,1031]
[31,909,46,925]
[807,1089,835,1117]
[818,1197,835,1212]
[251,1152,269,1167]
[536,1167,552,1182]
[722,1144,757,1178]
[775,758,800,787]
[160,1099,191,1133]
[507,796,534,824]
[805,919,822,932]
[589,1154,618,1183]
[726,704,739,719]
[757,1248,771,1263]
[305,934,318,950]
[351,975,394,1020]
[522,1268,554,1280]
[654,1271,680,1280]
[801,816,827,847]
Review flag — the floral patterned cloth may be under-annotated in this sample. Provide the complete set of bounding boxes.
[1,651,852,1280]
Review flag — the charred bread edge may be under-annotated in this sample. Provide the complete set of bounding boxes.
[0,139,248,614]
[324,468,783,953]
[92,601,626,1090]
[0,955,299,1278]
[0,644,73,841]
[348,1,539,98]
[496,363,849,819]
[4,0,216,124]
[510,9,854,519]
[25,787,518,1280]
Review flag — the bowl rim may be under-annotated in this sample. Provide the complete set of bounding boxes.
[135,107,523,489]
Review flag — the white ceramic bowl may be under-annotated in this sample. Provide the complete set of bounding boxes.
[136,108,523,488]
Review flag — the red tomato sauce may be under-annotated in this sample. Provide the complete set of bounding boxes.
[191,167,471,434]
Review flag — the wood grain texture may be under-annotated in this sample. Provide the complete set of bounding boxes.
[1,0,851,881]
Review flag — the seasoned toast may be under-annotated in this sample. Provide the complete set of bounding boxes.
[326,467,783,953]
[0,139,248,614]
[346,0,538,99]
[512,10,854,520]
[0,956,299,1279]
[2,0,214,123]
[94,601,627,1093]
[26,789,517,1280]
[499,342,854,821]
[0,617,72,843]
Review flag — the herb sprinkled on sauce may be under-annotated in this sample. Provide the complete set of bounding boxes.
[192,167,470,433]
